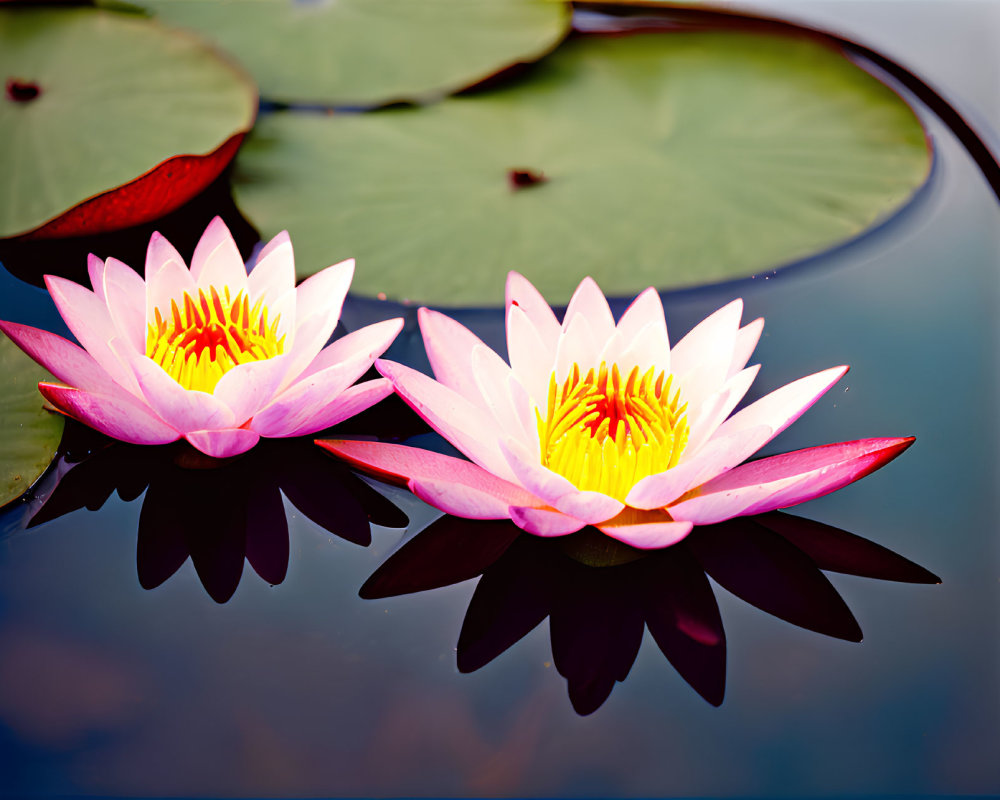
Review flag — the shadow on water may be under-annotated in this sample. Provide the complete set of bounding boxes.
[361,512,939,715]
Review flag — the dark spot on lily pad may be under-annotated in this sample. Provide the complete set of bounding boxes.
[6,79,41,103]
[508,167,547,190]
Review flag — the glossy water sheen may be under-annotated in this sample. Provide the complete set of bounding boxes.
[0,2,998,795]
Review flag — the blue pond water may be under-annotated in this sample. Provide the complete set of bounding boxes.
[0,2,997,796]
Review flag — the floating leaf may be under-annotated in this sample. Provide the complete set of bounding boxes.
[115,0,572,106]
[0,334,63,507]
[234,30,930,305]
[0,6,256,239]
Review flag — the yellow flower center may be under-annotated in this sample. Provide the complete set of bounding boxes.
[537,362,689,502]
[146,286,285,393]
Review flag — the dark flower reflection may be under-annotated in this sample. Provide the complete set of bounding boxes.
[362,513,939,715]
[29,424,408,603]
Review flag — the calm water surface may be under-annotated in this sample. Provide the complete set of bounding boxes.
[0,2,997,796]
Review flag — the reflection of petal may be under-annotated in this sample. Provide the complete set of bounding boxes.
[136,481,190,590]
[457,537,554,674]
[639,545,726,706]
[688,518,862,642]
[244,480,289,586]
[756,512,941,584]
[360,516,520,599]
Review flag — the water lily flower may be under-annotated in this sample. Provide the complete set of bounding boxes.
[0,218,402,458]
[319,273,913,549]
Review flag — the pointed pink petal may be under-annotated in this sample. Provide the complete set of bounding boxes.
[730,318,764,377]
[280,378,394,437]
[102,257,146,354]
[0,321,118,395]
[300,318,403,382]
[597,517,694,549]
[376,358,514,481]
[248,230,295,310]
[250,356,368,437]
[130,356,236,433]
[145,230,187,283]
[45,275,139,394]
[212,354,291,426]
[506,303,555,410]
[185,428,260,458]
[671,299,744,416]
[505,271,559,345]
[295,258,353,324]
[39,383,178,444]
[617,287,668,348]
[500,438,624,523]
[317,439,540,507]
[509,505,585,537]
[420,307,493,405]
[713,365,848,448]
[563,276,615,343]
[604,317,671,377]
[191,217,248,298]
[668,437,915,524]
[87,254,107,301]
[626,425,772,509]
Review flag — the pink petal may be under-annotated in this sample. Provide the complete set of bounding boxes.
[730,318,764,377]
[144,230,187,283]
[250,357,371,437]
[145,247,197,331]
[509,505,585,536]
[212,354,291,425]
[190,216,248,298]
[87,254,107,301]
[616,287,669,353]
[671,299,744,416]
[500,438,624,523]
[410,478,515,519]
[102,257,146,354]
[626,425,772,510]
[0,321,118,395]
[505,271,560,346]
[130,355,237,433]
[295,258,353,324]
[668,437,915,524]
[185,427,260,458]
[553,311,598,383]
[248,230,296,310]
[39,383,178,445]
[280,378,394,437]
[506,303,555,410]
[300,318,403,382]
[316,439,540,507]
[420,307,493,405]
[472,344,532,442]
[376,358,515,481]
[45,275,139,394]
[683,364,760,456]
[563,276,615,343]
[604,318,671,377]
[713,365,848,448]
[597,514,694,549]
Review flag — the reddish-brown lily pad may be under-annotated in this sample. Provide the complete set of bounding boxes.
[0,6,256,240]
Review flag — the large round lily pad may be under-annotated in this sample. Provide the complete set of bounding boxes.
[0,334,63,507]
[233,30,931,305]
[0,6,256,239]
[115,0,572,107]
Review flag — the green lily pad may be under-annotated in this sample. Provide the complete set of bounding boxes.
[0,6,256,239]
[114,0,572,106]
[233,30,931,305]
[0,334,63,507]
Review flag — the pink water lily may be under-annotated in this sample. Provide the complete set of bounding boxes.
[318,273,912,550]
[0,218,402,458]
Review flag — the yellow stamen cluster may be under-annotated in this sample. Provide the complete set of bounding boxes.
[537,362,689,502]
[146,286,284,393]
